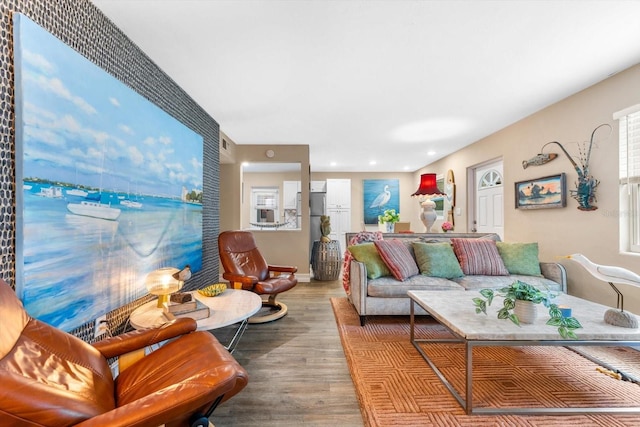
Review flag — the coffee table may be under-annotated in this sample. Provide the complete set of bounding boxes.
[130,289,262,353]
[408,290,640,415]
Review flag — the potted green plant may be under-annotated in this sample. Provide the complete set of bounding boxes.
[472,280,582,339]
[378,209,400,233]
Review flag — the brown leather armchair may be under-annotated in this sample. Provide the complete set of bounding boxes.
[218,230,298,323]
[0,278,248,427]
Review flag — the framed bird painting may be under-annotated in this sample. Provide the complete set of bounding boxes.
[363,179,400,224]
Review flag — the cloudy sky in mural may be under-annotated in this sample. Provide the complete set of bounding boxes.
[17,16,203,198]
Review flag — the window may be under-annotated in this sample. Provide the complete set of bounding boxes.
[251,187,279,227]
[478,169,503,189]
[614,104,640,253]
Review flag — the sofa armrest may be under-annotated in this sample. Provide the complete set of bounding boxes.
[540,262,567,293]
[348,260,367,315]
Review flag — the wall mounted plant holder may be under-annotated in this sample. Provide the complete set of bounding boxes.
[522,123,612,211]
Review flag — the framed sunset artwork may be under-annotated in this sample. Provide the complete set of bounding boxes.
[515,173,566,210]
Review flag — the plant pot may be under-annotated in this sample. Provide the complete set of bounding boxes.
[384,222,394,233]
[514,300,538,324]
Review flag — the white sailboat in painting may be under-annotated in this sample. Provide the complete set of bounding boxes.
[37,186,63,198]
[67,197,121,221]
[66,145,121,221]
[120,199,142,209]
[66,188,88,197]
[66,167,88,197]
[120,181,143,209]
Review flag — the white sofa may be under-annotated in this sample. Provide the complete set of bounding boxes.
[345,232,567,326]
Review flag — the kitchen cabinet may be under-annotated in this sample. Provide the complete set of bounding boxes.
[327,207,351,255]
[310,180,326,192]
[283,181,301,209]
[326,179,351,209]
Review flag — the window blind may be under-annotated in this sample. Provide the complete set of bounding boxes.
[615,104,640,184]
[615,104,640,252]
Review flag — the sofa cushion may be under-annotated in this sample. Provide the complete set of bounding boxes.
[452,274,563,293]
[412,242,464,279]
[367,275,464,297]
[496,242,542,276]
[374,239,419,281]
[451,238,509,276]
[348,242,390,279]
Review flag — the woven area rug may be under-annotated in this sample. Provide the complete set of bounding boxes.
[331,297,640,426]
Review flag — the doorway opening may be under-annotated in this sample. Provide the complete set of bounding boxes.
[468,158,504,240]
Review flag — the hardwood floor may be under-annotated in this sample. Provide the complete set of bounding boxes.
[211,279,364,427]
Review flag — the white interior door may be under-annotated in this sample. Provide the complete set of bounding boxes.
[472,160,504,239]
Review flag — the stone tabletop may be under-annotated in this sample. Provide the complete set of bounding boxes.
[130,289,262,331]
[409,290,640,341]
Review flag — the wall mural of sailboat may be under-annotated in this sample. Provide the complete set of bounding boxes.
[14,14,204,332]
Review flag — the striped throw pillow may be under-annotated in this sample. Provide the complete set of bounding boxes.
[374,239,419,281]
[451,238,509,276]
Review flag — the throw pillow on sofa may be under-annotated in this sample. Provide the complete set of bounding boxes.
[496,242,543,276]
[451,238,509,276]
[412,242,464,279]
[374,239,419,281]
[348,242,391,279]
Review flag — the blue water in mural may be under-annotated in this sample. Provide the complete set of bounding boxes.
[22,182,202,331]
[14,14,204,332]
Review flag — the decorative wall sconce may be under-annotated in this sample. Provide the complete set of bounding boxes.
[521,124,611,211]
[411,173,445,232]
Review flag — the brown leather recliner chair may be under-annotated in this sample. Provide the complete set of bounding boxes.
[0,278,248,427]
[218,230,298,323]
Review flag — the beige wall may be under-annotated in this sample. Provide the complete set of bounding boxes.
[423,64,640,314]
[220,64,640,316]
[310,172,421,231]
[242,171,301,228]
[219,143,311,276]
[221,164,423,278]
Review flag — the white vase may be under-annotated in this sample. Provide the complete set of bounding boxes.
[514,300,538,324]
[385,222,394,233]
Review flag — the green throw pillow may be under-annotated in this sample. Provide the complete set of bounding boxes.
[496,242,542,276]
[348,242,391,279]
[412,242,464,279]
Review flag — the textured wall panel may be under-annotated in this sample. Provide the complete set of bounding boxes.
[0,0,219,341]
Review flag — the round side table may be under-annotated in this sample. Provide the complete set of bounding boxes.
[130,289,262,352]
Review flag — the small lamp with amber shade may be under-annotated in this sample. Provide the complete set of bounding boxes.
[145,267,183,308]
[411,173,445,233]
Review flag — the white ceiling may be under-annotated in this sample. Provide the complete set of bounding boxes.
[91,0,640,172]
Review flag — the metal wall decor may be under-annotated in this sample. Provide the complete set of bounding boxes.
[521,124,611,211]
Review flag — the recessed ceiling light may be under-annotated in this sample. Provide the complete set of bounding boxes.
[390,117,472,143]
[427,151,436,156]
[369,160,377,166]
[403,165,410,171]
[330,161,337,167]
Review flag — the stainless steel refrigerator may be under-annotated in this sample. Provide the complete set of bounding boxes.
[309,192,326,260]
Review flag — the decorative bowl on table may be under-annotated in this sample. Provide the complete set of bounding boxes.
[197,283,227,297]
